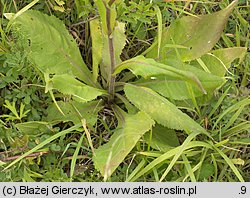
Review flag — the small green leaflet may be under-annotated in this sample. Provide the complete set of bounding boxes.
[47,74,106,103]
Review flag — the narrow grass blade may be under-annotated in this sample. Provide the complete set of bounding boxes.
[213,146,244,182]
[3,124,81,170]
[223,105,245,132]
[126,158,146,182]
[82,119,95,155]
[208,86,230,119]
[70,131,85,181]
[130,141,212,181]
[211,153,218,181]
[223,122,250,137]
[183,161,202,182]
[195,148,208,180]
[182,154,196,182]
[159,131,200,181]
[212,98,250,130]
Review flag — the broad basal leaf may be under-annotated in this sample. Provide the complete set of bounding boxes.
[135,61,225,100]
[124,84,207,134]
[144,124,179,152]
[13,10,95,86]
[47,74,106,103]
[114,55,206,94]
[191,47,247,77]
[44,100,103,126]
[93,111,155,178]
[147,1,238,62]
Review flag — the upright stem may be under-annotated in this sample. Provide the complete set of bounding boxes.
[108,0,116,6]
[106,1,116,102]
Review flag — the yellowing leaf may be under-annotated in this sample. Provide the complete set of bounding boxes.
[55,0,65,6]
[53,6,65,12]
[231,158,244,166]
[147,1,238,62]
[93,111,155,178]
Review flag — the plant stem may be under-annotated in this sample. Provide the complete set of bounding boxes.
[106,2,116,102]
[108,0,116,6]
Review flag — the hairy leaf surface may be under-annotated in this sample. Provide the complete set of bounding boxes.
[13,10,94,86]
[124,84,207,134]
[93,111,154,177]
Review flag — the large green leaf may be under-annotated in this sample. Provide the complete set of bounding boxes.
[134,60,225,100]
[191,47,247,77]
[93,111,155,178]
[144,124,179,152]
[147,1,238,62]
[13,10,95,86]
[114,55,206,94]
[124,84,207,134]
[47,74,106,103]
[44,100,103,126]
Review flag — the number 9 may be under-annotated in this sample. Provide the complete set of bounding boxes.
[241,186,246,194]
